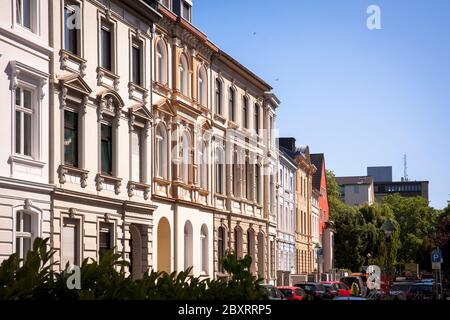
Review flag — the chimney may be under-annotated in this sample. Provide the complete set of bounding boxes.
[278,137,296,152]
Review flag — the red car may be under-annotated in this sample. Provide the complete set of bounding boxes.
[277,286,306,300]
[321,281,351,297]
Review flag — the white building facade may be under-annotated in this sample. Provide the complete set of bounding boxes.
[276,150,296,285]
[0,0,53,263]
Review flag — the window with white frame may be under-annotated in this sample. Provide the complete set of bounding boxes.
[99,222,113,259]
[215,147,224,194]
[180,131,191,184]
[215,79,222,115]
[232,147,239,196]
[229,87,235,122]
[64,2,81,56]
[15,87,34,157]
[100,123,113,175]
[181,0,192,22]
[255,164,261,204]
[15,211,35,261]
[242,96,248,129]
[131,38,143,86]
[198,139,208,189]
[64,110,79,167]
[254,104,260,135]
[200,224,209,274]
[100,20,114,72]
[131,128,143,183]
[16,0,37,32]
[156,40,167,85]
[179,54,189,96]
[159,0,171,9]
[198,66,207,106]
[62,218,80,267]
[156,124,168,179]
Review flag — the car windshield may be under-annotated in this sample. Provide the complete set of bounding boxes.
[302,284,316,292]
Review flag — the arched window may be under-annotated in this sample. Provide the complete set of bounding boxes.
[254,104,260,135]
[215,79,222,115]
[156,124,168,179]
[198,139,208,189]
[242,96,248,129]
[156,40,167,84]
[180,131,191,183]
[184,221,193,271]
[218,226,226,272]
[179,54,189,96]
[258,232,265,278]
[234,227,243,259]
[215,146,223,194]
[15,211,36,261]
[247,228,255,272]
[228,87,235,121]
[200,224,209,274]
[198,66,207,106]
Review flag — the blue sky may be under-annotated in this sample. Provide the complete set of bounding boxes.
[193,0,450,209]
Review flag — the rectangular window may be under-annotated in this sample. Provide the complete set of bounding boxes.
[99,222,113,259]
[16,0,32,29]
[131,40,142,85]
[62,218,79,267]
[101,123,113,175]
[15,87,33,157]
[100,22,113,71]
[64,4,79,55]
[353,185,360,194]
[182,1,191,22]
[131,129,142,182]
[64,110,78,167]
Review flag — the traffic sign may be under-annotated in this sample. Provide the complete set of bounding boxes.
[431,249,443,263]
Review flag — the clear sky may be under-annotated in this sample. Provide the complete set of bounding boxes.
[193,0,450,209]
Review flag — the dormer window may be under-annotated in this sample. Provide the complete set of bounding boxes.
[182,1,192,22]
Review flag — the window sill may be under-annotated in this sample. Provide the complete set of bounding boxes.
[9,155,45,168]
[97,67,120,91]
[95,173,122,195]
[154,177,171,186]
[128,82,148,105]
[127,181,151,200]
[58,164,89,188]
[59,49,86,77]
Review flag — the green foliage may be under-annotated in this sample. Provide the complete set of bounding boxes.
[326,171,432,273]
[0,239,267,300]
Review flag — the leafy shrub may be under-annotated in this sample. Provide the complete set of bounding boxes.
[0,238,267,300]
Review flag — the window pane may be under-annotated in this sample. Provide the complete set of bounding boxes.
[23,237,31,259]
[16,212,21,231]
[64,7,79,55]
[101,27,112,70]
[22,213,31,233]
[131,130,141,182]
[16,237,21,257]
[63,219,78,266]
[101,124,112,174]
[24,113,32,156]
[132,45,141,85]
[15,111,21,154]
[22,0,31,29]
[64,111,78,167]
[15,88,21,106]
[99,223,112,259]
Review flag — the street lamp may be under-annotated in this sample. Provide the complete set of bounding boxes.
[315,243,321,282]
[381,220,395,295]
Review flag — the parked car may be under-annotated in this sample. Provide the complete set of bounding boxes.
[367,289,406,300]
[340,276,367,296]
[333,296,368,301]
[321,281,351,297]
[277,286,306,300]
[261,284,286,300]
[294,282,328,300]
[407,283,436,300]
[390,281,417,296]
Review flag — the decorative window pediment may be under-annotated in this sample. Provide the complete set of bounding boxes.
[97,91,125,121]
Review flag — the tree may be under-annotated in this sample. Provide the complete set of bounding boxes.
[382,194,438,270]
